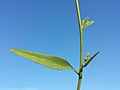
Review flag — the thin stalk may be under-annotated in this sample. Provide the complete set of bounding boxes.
[77,78,81,90]
[75,0,83,67]
[75,0,83,90]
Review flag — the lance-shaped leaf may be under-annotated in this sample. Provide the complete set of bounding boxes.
[10,49,76,71]
[82,16,94,29]
[84,51,100,67]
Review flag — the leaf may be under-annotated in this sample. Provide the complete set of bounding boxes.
[84,51,100,67]
[10,49,76,71]
[82,16,94,29]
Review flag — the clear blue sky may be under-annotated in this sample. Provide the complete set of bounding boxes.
[0,0,119,90]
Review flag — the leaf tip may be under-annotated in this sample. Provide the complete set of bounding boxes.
[10,49,14,52]
[91,20,94,23]
[10,48,18,53]
[97,51,100,54]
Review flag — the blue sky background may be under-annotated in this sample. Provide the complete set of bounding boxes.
[0,0,120,90]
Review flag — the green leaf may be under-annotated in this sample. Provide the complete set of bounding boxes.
[10,49,76,71]
[84,51,100,67]
[82,16,94,29]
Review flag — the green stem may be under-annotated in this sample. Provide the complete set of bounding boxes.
[75,0,83,90]
[75,0,83,67]
[77,77,82,90]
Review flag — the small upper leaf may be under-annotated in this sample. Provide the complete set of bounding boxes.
[10,49,75,71]
[84,51,100,67]
[82,16,94,29]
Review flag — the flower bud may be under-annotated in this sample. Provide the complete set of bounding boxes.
[86,52,90,57]
[84,57,88,61]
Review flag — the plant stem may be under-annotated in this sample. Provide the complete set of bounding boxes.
[77,77,82,90]
[75,0,83,67]
[75,0,83,90]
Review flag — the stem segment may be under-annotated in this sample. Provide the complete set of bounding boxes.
[77,77,81,90]
[75,0,83,66]
[75,0,83,90]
